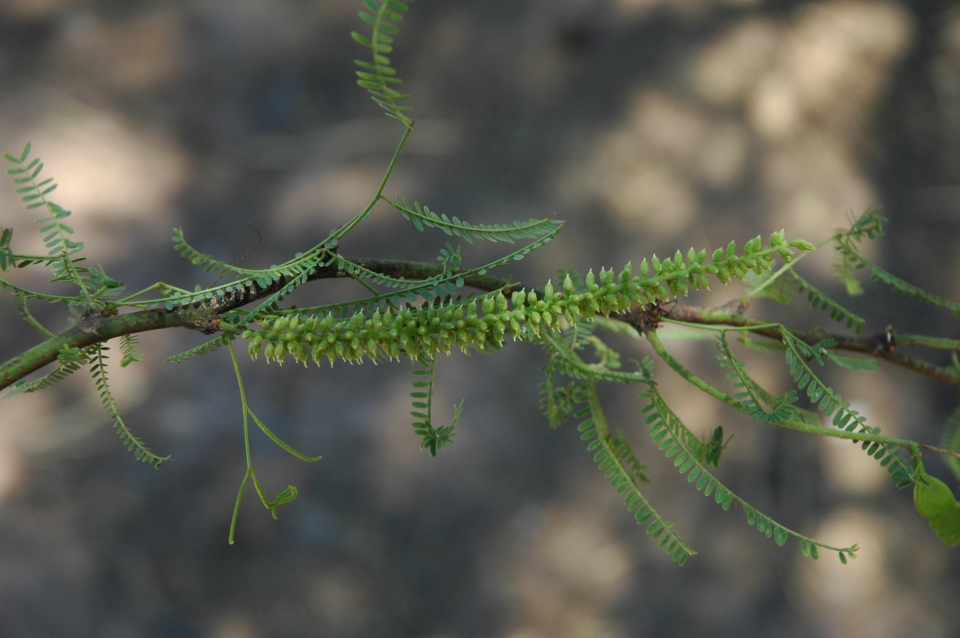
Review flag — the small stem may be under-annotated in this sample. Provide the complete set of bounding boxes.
[0,276,83,302]
[661,318,782,333]
[332,126,413,240]
[644,329,932,453]
[346,270,381,297]
[741,236,832,301]
[228,471,250,545]
[918,443,960,460]
[227,342,255,544]
[228,343,254,469]
[113,282,168,305]
[646,330,741,411]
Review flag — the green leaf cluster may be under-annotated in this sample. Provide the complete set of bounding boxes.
[782,331,914,488]
[410,357,461,456]
[390,198,562,244]
[352,0,414,125]
[834,209,960,317]
[641,387,859,563]
[91,345,169,468]
[716,333,798,424]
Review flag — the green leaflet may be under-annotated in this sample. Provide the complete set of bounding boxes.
[165,334,234,365]
[13,293,54,337]
[611,430,650,484]
[641,387,859,562]
[716,333,798,424]
[390,197,562,244]
[913,465,960,545]
[0,227,13,271]
[737,335,787,353]
[860,257,960,317]
[91,345,169,468]
[789,271,865,333]
[834,208,960,317]
[782,330,915,488]
[119,334,143,368]
[539,363,578,428]
[352,0,414,125]
[2,143,104,297]
[832,207,883,296]
[824,352,879,372]
[409,356,461,456]
[159,228,331,313]
[746,266,865,333]
[171,227,281,279]
[583,382,696,564]
[4,345,97,398]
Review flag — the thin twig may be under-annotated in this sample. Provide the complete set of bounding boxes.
[211,224,263,287]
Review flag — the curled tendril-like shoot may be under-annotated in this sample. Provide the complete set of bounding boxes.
[226,343,321,544]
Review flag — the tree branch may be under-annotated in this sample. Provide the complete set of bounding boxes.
[2,258,958,392]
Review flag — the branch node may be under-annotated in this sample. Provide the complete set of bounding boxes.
[623,300,674,334]
[873,327,896,355]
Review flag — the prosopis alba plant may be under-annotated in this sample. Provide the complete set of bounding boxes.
[2,0,959,565]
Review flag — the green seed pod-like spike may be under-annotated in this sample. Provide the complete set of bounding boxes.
[248,337,262,359]
[585,270,596,290]
[320,312,335,331]
[599,268,614,287]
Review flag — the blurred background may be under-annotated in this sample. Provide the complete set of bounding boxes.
[0,0,959,636]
